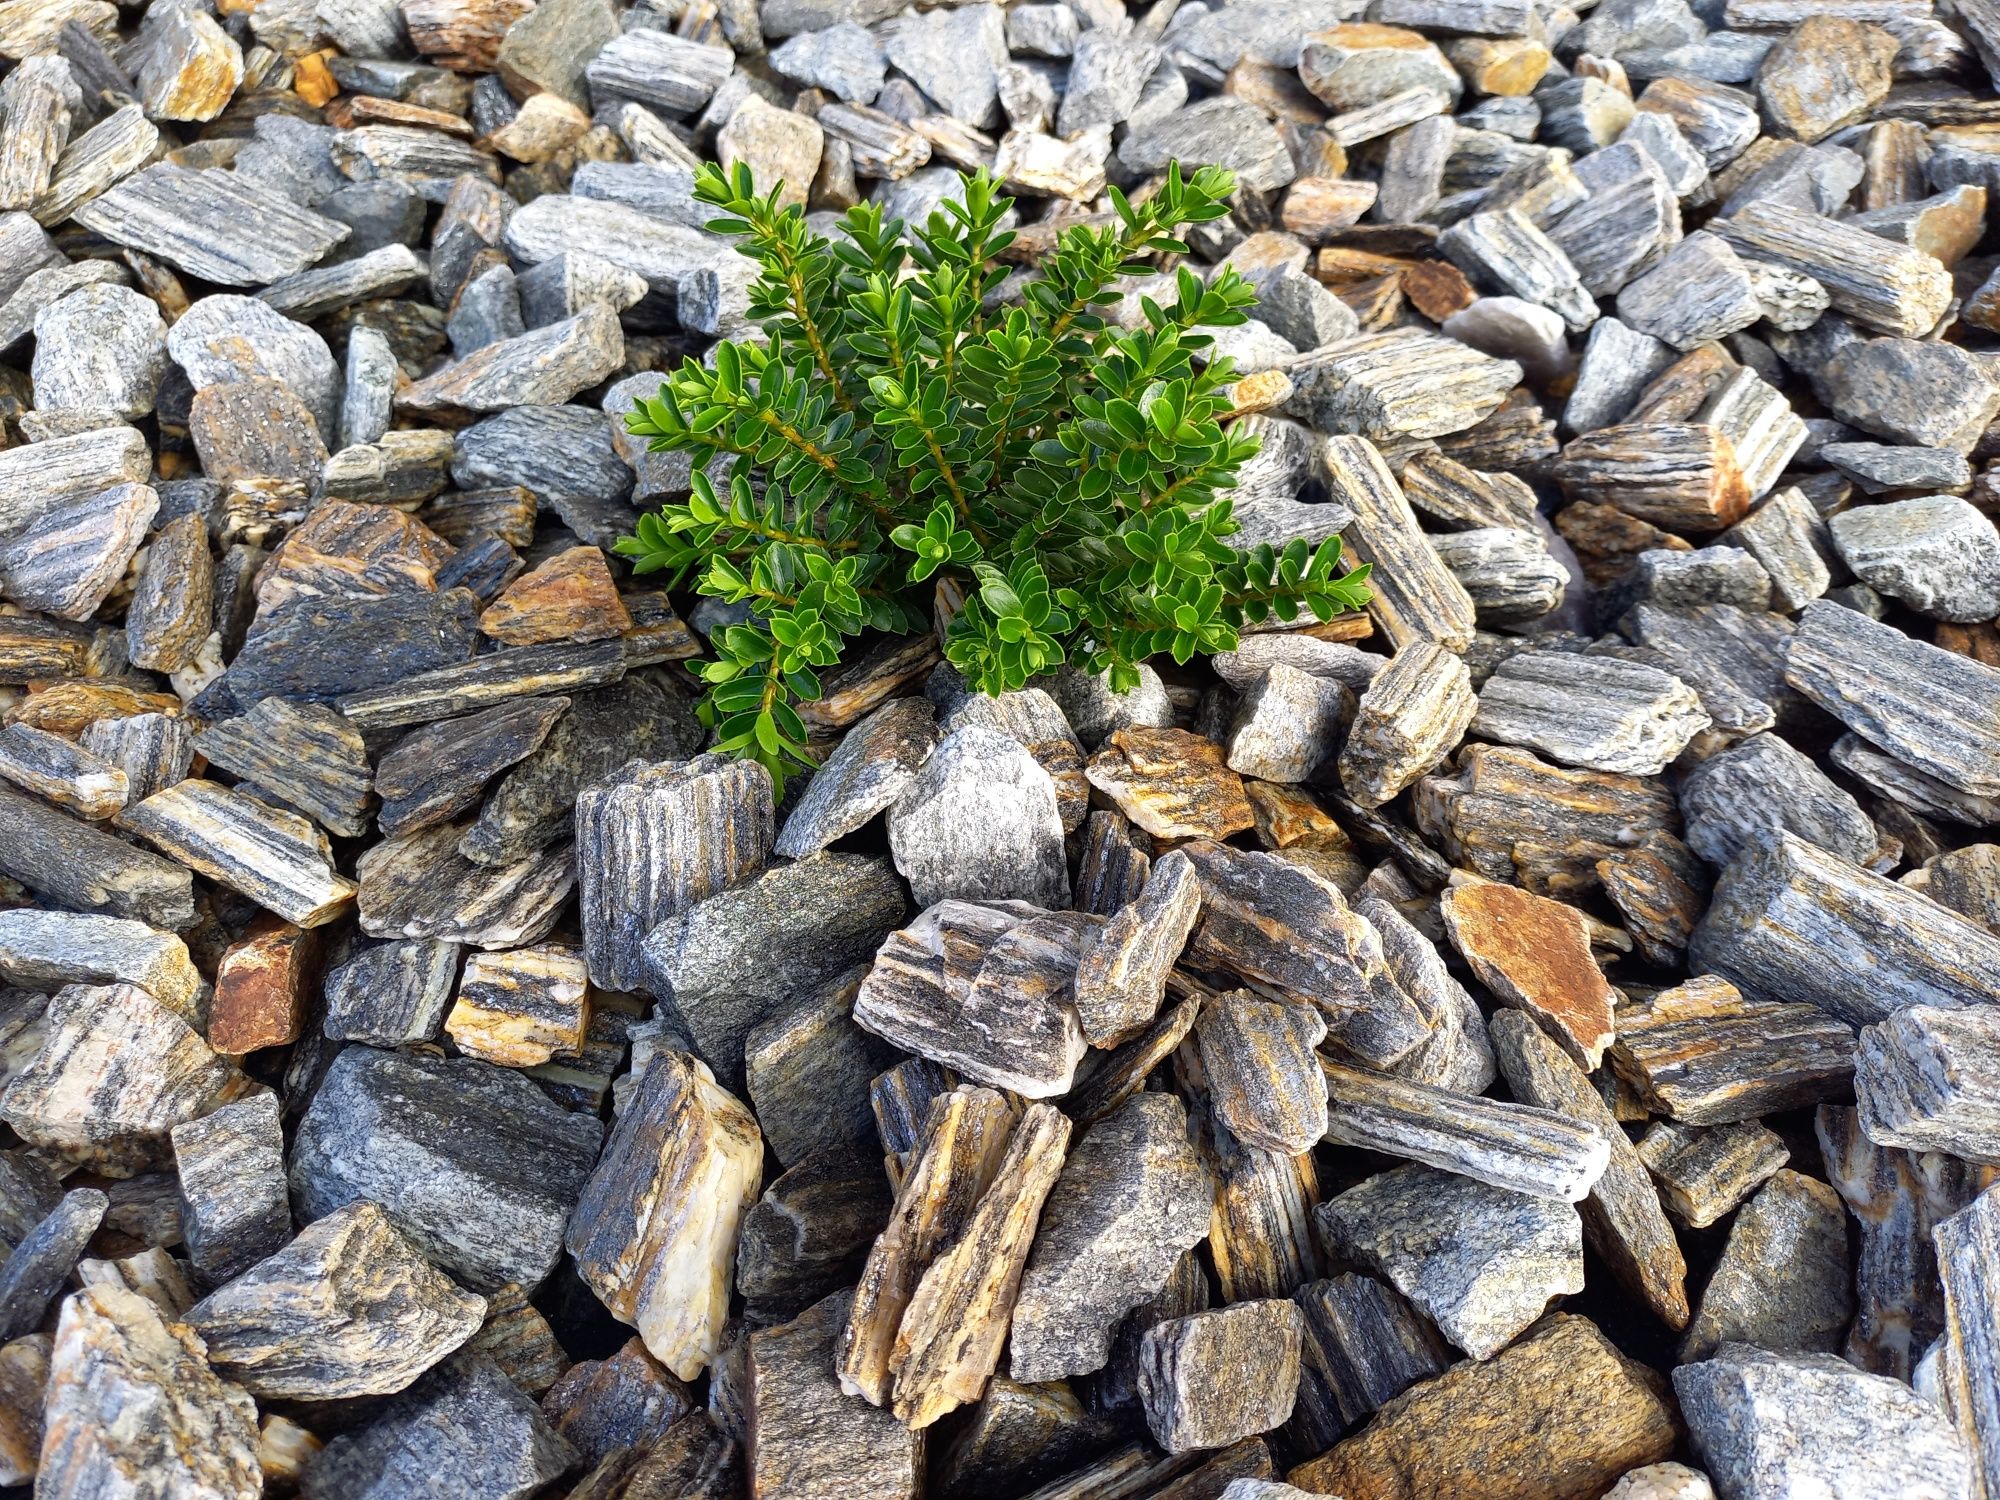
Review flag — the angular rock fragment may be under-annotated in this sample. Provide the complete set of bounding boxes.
[188,1198,483,1400]
[567,1052,761,1380]
[444,942,589,1067]
[1611,975,1854,1123]
[0,785,193,930]
[1713,200,1952,337]
[118,779,355,929]
[1085,726,1255,841]
[1292,329,1519,442]
[735,1148,889,1322]
[1226,662,1350,783]
[749,1289,922,1500]
[0,480,154,622]
[1830,496,2000,624]
[358,822,576,950]
[1287,1273,1450,1451]
[884,1100,1069,1428]
[74,164,348,287]
[854,900,1094,1098]
[1291,1313,1676,1499]
[1441,880,1617,1069]
[1674,1345,1972,1500]
[575,753,773,992]
[1473,651,1710,775]
[0,1187,105,1342]
[1855,1006,2000,1163]
[0,724,121,820]
[1073,847,1199,1048]
[321,937,458,1047]
[1198,995,1329,1155]
[1554,422,1751,534]
[885,726,1068,908]
[1336,643,1474,808]
[1639,1119,1790,1229]
[2,982,246,1176]
[1322,1059,1611,1201]
[1138,1300,1303,1454]
[38,1282,261,1500]
[1691,831,2000,1025]
[171,1091,288,1286]
[541,1336,694,1467]
[291,1045,602,1291]
[1316,1164,1584,1358]
[376,696,569,838]
[123,510,211,674]
[1493,1005,1688,1326]
[479,546,630,646]
[0,909,197,1020]
[1009,1094,1212,1383]
[1597,832,1711,967]
[298,1353,577,1500]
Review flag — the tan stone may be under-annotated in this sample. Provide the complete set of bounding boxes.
[1441,880,1617,1069]
[445,943,591,1067]
[1084,727,1256,841]
[483,91,591,164]
[479,545,632,645]
[1288,1314,1678,1500]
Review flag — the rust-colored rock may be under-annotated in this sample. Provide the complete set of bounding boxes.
[1084,727,1256,841]
[208,915,319,1055]
[1441,880,1617,1069]
[479,546,633,646]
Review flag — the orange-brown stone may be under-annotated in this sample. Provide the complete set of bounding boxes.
[209,916,320,1055]
[1441,880,1617,1069]
[479,546,632,646]
[1085,728,1256,841]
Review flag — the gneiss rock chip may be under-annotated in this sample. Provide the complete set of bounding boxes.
[1137,1299,1304,1454]
[735,1147,890,1323]
[0,908,198,1020]
[38,1282,262,1500]
[775,695,938,857]
[118,779,357,929]
[576,752,774,992]
[853,899,1096,1098]
[1008,1093,1213,1384]
[1,982,248,1176]
[1314,1164,1584,1359]
[1680,1169,1853,1362]
[1491,1009,1689,1330]
[1181,839,1428,1060]
[1197,993,1330,1155]
[885,1100,1070,1428]
[1289,1314,1678,1500]
[1441,880,1617,1069]
[748,1289,923,1500]
[1784,598,2000,802]
[290,1045,603,1291]
[566,1051,762,1380]
[1829,496,2000,624]
[444,942,590,1067]
[186,1199,485,1400]
[1611,975,1855,1124]
[170,1090,289,1286]
[1855,1005,2000,1163]
[0,1187,105,1342]
[1226,661,1351,783]
[1690,831,2000,1026]
[375,695,571,838]
[1472,650,1710,775]
[1322,1058,1611,1202]
[1072,847,1200,1047]
[1084,726,1256,840]
[639,852,907,1012]
[1674,1345,1974,1500]
[1338,642,1476,809]
[298,1352,577,1500]
[889,725,1069,907]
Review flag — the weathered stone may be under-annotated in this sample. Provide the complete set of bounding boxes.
[291,1045,603,1291]
[567,1051,761,1380]
[576,752,774,992]
[1072,847,1199,1048]
[38,1282,261,1500]
[1674,1345,1973,1500]
[1138,1300,1303,1454]
[1086,726,1256,842]
[1639,1119,1789,1229]
[1226,662,1351,783]
[170,1091,289,1286]
[749,1289,922,1500]
[445,942,590,1067]
[298,1352,577,1500]
[0,1187,104,1342]
[1830,496,2000,623]
[119,779,356,929]
[1441,880,1617,1069]
[1316,1164,1584,1359]
[0,909,197,1021]
[1612,974,1855,1122]
[1855,1005,2000,1164]
[1472,651,1710,775]
[1009,1094,1212,1384]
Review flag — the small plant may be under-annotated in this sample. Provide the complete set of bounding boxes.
[616,160,1373,785]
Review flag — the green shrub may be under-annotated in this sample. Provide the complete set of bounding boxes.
[615,160,1373,785]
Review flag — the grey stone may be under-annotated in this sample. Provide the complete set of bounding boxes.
[886,726,1069,909]
[1830,497,2000,623]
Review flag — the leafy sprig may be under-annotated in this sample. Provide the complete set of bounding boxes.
[617,160,1373,785]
